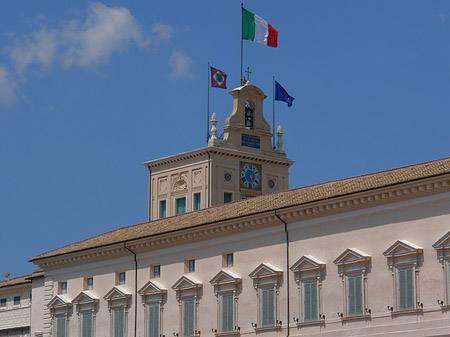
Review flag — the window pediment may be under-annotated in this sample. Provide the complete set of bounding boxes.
[103,286,132,302]
[383,240,423,258]
[210,269,242,285]
[334,248,371,266]
[291,255,325,272]
[433,231,450,250]
[138,280,167,296]
[249,263,283,279]
[47,295,72,309]
[171,275,202,292]
[72,291,99,305]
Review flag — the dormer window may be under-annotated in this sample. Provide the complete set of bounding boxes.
[245,101,254,129]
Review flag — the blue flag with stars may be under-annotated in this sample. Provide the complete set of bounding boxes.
[274,80,295,107]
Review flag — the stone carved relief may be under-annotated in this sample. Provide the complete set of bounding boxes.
[172,173,188,191]
[193,170,202,185]
[159,178,168,192]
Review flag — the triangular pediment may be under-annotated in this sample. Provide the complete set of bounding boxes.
[383,240,423,257]
[47,295,72,309]
[249,263,283,279]
[171,275,202,291]
[291,255,325,272]
[433,232,450,250]
[72,291,99,305]
[210,270,242,285]
[138,280,167,296]
[103,286,132,301]
[334,248,371,266]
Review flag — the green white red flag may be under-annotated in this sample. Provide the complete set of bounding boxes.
[242,7,278,48]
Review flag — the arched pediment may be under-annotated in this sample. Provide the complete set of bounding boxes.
[229,83,267,99]
[249,263,283,279]
[209,269,242,285]
[383,240,423,258]
[334,248,371,266]
[291,255,325,272]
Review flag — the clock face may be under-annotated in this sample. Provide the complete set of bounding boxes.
[240,163,261,190]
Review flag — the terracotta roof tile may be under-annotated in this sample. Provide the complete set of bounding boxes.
[30,156,450,262]
[0,275,31,288]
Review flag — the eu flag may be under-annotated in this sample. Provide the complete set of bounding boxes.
[274,80,295,107]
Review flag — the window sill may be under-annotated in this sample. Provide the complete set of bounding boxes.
[341,314,371,322]
[296,320,325,327]
[255,326,282,332]
[391,308,423,316]
[214,332,240,337]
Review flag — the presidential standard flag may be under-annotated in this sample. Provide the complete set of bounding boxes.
[211,67,227,89]
[242,7,278,48]
[275,80,295,107]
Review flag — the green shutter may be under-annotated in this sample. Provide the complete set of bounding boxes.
[82,313,92,337]
[348,275,363,316]
[261,288,274,327]
[194,193,201,211]
[398,267,414,310]
[184,300,195,336]
[176,198,186,215]
[57,317,66,337]
[304,281,318,322]
[149,304,159,337]
[221,294,234,332]
[159,200,166,219]
[114,309,124,337]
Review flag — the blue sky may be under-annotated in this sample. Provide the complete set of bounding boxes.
[1,1,450,277]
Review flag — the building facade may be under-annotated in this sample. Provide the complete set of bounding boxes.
[26,83,450,337]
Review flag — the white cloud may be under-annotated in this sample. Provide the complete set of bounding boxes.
[6,2,157,71]
[152,23,174,46]
[0,67,18,106]
[168,51,193,80]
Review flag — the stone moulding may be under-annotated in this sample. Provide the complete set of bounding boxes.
[34,176,450,269]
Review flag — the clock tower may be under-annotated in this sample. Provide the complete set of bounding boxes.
[143,81,294,221]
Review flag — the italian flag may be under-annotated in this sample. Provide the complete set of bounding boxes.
[242,7,278,48]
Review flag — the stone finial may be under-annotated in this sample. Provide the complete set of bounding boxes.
[276,125,284,152]
[210,113,218,141]
[4,272,10,281]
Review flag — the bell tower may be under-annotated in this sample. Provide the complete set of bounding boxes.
[144,82,294,221]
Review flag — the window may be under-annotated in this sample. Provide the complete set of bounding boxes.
[148,304,160,337]
[14,296,20,306]
[398,267,414,310]
[261,287,275,327]
[383,240,423,312]
[59,282,67,295]
[183,299,195,336]
[175,197,186,215]
[291,255,325,324]
[152,265,161,278]
[188,259,195,273]
[82,312,93,337]
[56,316,66,337]
[249,263,283,329]
[193,193,201,211]
[210,270,241,334]
[334,248,371,319]
[303,281,318,322]
[114,309,125,337]
[221,294,234,332]
[118,272,126,285]
[347,275,363,316]
[224,192,233,204]
[433,231,450,306]
[159,200,167,219]
[226,253,234,267]
[0,298,6,308]
[86,277,93,290]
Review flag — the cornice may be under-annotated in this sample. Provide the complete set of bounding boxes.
[142,146,294,169]
[35,175,450,270]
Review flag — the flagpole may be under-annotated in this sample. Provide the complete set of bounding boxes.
[273,76,276,149]
[241,3,244,85]
[207,62,210,145]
